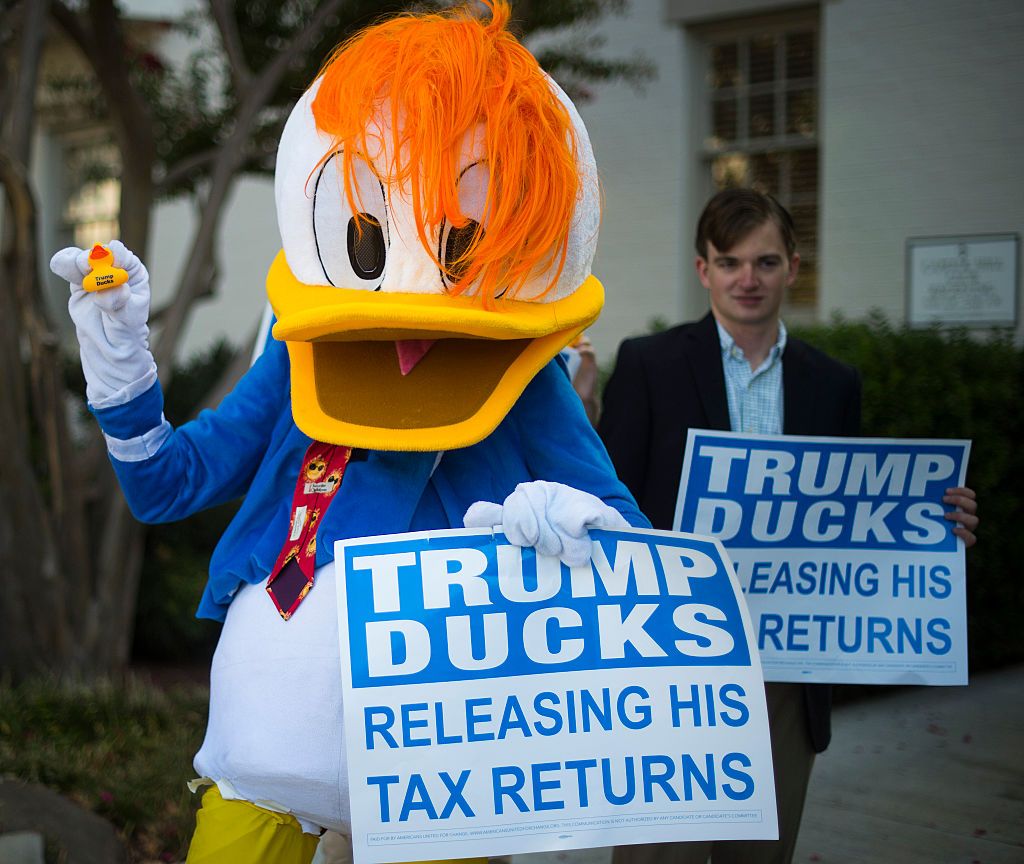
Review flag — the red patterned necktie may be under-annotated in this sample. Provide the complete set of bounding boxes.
[266,441,351,620]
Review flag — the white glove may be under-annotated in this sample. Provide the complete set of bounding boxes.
[464,480,630,567]
[50,240,157,408]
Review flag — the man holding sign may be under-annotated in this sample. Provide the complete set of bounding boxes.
[599,189,979,864]
[676,431,973,687]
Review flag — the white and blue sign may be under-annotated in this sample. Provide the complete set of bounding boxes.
[335,527,777,864]
[675,430,971,686]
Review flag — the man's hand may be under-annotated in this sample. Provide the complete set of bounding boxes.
[50,240,156,407]
[464,480,629,567]
[570,334,600,426]
[943,486,979,548]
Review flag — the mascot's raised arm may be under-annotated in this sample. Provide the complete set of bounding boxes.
[51,3,649,862]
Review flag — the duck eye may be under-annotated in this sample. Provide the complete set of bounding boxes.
[347,215,386,280]
[442,219,482,286]
[312,151,388,290]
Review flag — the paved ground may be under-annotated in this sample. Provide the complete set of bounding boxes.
[507,664,1024,864]
[8,668,1019,864]
[792,665,1024,864]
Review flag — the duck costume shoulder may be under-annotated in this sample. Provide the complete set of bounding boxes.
[51,3,648,862]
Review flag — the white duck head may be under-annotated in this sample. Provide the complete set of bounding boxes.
[268,1,602,450]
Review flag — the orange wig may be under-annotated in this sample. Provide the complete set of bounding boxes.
[311,0,580,304]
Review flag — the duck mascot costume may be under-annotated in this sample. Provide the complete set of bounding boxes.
[51,2,648,862]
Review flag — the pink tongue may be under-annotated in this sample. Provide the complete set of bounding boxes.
[395,339,437,376]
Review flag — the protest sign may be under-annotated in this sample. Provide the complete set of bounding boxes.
[674,431,971,686]
[335,527,777,864]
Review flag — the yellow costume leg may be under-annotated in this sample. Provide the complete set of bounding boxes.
[186,786,320,864]
[186,788,486,864]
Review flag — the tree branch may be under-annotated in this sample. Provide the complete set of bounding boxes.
[247,0,346,106]
[49,0,90,57]
[53,0,157,253]
[0,152,61,364]
[0,148,91,642]
[156,146,220,196]
[86,0,157,254]
[9,0,49,162]
[152,0,347,372]
[0,158,31,453]
[210,0,252,94]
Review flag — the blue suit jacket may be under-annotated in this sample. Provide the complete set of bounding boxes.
[93,336,649,621]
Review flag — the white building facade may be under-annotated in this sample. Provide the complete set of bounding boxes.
[37,0,1024,361]
[581,0,1024,357]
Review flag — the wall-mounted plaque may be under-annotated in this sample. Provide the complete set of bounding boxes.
[906,234,1018,327]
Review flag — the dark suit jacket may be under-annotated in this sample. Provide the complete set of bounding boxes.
[598,312,861,752]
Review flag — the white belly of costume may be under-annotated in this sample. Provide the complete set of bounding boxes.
[193,563,349,833]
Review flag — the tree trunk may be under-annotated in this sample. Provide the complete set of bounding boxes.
[0,0,82,680]
[0,156,145,678]
[0,0,145,680]
[87,0,157,259]
[0,151,90,679]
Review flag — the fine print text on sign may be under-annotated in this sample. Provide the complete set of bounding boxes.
[675,431,971,686]
[335,527,777,864]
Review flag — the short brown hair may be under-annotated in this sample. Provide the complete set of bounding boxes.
[695,188,797,259]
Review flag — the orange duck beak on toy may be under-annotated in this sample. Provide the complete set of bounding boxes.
[268,3,603,452]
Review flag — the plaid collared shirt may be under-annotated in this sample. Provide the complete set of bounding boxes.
[716,319,787,435]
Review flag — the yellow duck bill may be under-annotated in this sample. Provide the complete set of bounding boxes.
[267,250,604,451]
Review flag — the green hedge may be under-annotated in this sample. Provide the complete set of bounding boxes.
[791,314,1024,672]
[0,678,206,861]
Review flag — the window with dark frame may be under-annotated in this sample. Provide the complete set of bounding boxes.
[704,22,819,306]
